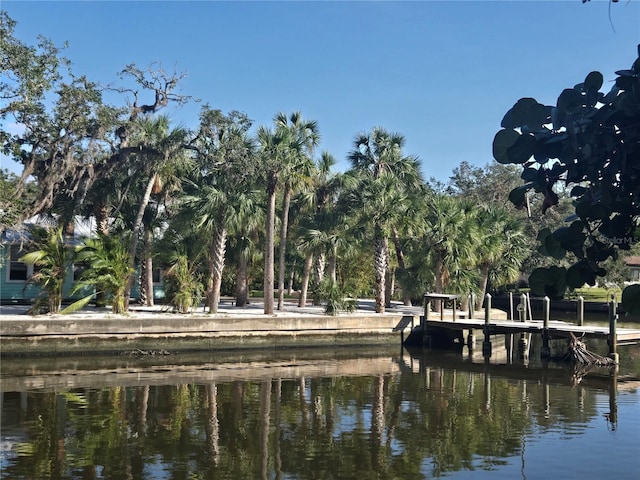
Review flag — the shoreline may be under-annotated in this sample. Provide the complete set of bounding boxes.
[0,299,427,356]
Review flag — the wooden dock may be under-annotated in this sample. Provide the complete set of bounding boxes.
[419,293,640,362]
[423,317,640,345]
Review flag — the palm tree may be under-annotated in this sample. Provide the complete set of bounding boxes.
[421,194,481,299]
[346,128,423,313]
[66,233,133,314]
[121,115,192,309]
[19,226,73,313]
[295,151,342,306]
[181,107,256,313]
[273,112,319,311]
[256,125,293,314]
[475,207,527,309]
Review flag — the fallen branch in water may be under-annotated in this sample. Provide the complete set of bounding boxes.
[556,333,615,367]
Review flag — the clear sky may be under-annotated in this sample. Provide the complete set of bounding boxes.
[2,0,639,182]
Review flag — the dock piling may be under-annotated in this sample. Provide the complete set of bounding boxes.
[518,294,528,359]
[541,296,551,359]
[609,296,619,364]
[577,296,584,326]
[482,294,492,358]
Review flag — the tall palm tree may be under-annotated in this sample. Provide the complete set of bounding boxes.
[295,151,348,306]
[475,207,527,308]
[121,115,191,309]
[346,127,423,313]
[422,194,481,297]
[256,125,293,314]
[273,112,319,310]
[182,108,256,313]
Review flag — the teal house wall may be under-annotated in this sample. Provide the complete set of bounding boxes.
[0,243,165,305]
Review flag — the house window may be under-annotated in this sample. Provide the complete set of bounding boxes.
[8,245,32,281]
[73,262,89,281]
[152,267,163,285]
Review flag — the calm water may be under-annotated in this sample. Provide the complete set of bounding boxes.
[1,341,639,480]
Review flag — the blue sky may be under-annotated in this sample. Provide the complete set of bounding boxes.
[2,1,639,182]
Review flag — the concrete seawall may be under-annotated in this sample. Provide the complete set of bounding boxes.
[0,301,419,356]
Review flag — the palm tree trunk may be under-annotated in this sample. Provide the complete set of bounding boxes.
[235,252,249,307]
[277,187,292,310]
[385,269,395,309]
[477,262,490,310]
[287,259,296,295]
[124,172,156,310]
[298,253,313,307]
[312,252,326,306]
[207,225,227,314]
[433,251,445,313]
[140,228,154,307]
[94,202,110,236]
[392,228,412,306]
[264,179,277,314]
[328,246,337,283]
[374,230,388,314]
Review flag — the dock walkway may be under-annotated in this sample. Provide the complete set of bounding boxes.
[423,317,640,345]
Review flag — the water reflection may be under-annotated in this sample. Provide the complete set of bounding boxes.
[1,346,639,479]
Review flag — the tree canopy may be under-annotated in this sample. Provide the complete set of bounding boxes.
[493,44,640,309]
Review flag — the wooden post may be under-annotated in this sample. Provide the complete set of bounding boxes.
[541,296,551,359]
[518,294,528,358]
[509,292,514,321]
[467,292,475,347]
[452,297,456,322]
[608,295,619,364]
[577,296,584,326]
[423,295,430,321]
[482,294,492,358]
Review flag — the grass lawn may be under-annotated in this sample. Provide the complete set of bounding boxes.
[566,287,622,303]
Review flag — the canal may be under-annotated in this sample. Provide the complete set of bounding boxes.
[1,336,639,480]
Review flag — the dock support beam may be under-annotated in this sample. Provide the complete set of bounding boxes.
[518,294,528,359]
[541,296,551,359]
[482,294,492,358]
[609,296,619,364]
[577,296,584,326]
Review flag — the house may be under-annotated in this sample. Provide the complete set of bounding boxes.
[1,217,165,305]
[623,256,640,283]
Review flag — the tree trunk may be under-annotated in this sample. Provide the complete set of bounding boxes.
[207,225,227,314]
[235,252,249,307]
[433,251,445,313]
[328,246,337,283]
[298,253,313,307]
[477,262,490,310]
[287,259,296,295]
[277,187,292,310]
[385,269,395,309]
[312,252,326,306]
[124,172,156,310]
[264,179,277,314]
[392,228,412,306]
[140,228,154,307]
[374,229,388,313]
[94,201,110,236]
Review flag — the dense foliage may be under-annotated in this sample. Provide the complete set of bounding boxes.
[494,44,640,309]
